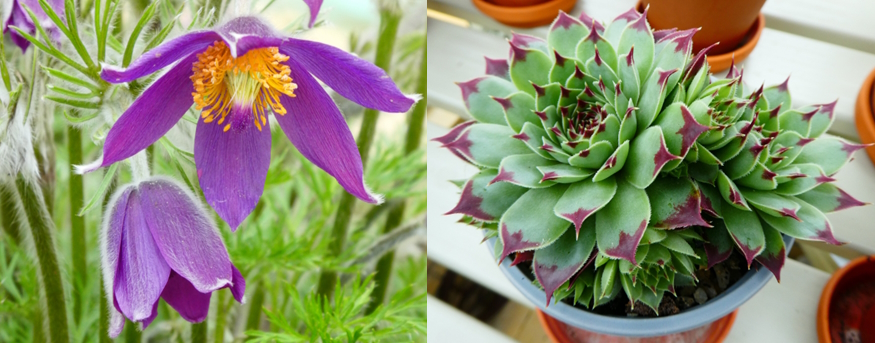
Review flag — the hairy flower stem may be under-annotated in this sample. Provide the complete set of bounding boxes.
[366,41,427,314]
[0,183,22,244]
[192,321,208,343]
[245,283,266,335]
[15,177,69,343]
[316,6,402,297]
[124,320,141,343]
[98,175,117,343]
[67,124,86,324]
[213,291,228,343]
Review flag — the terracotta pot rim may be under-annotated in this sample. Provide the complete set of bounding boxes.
[706,13,765,72]
[816,255,875,343]
[853,68,875,166]
[472,0,568,12]
[537,308,739,343]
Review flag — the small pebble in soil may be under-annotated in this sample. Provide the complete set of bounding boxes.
[705,286,717,299]
[714,264,730,290]
[681,296,696,308]
[694,288,708,304]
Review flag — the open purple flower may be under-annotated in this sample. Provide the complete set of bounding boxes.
[101,177,245,337]
[81,16,417,230]
[2,0,65,52]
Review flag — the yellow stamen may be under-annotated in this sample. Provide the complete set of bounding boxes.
[191,41,298,131]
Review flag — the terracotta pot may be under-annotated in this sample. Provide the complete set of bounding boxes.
[817,255,875,343]
[488,0,549,7]
[854,68,875,166]
[471,0,577,28]
[538,309,738,343]
[635,2,765,73]
[640,0,766,56]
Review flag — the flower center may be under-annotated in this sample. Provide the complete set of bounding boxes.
[191,41,298,132]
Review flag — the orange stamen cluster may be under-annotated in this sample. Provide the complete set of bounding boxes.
[191,41,297,132]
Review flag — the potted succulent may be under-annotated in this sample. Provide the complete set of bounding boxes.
[639,0,766,72]
[436,8,866,340]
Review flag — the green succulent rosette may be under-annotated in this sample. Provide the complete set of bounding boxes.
[437,8,867,312]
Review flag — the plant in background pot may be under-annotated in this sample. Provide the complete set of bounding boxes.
[436,8,867,341]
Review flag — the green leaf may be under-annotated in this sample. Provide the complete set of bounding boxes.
[792,136,865,175]
[517,122,553,159]
[795,182,867,213]
[659,233,698,258]
[536,164,593,184]
[548,13,589,57]
[533,220,596,304]
[78,164,118,216]
[755,224,786,281]
[760,198,840,244]
[447,170,527,222]
[553,177,617,234]
[741,189,801,219]
[123,0,159,67]
[721,203,765,266]
[623,127,678,189]
[492,154,558,189]
[498,186,571,260]
[458,77,516,125]
[510,46,552,97]
[443,124,530,168]
[498,92,539,132]
[592,140,628,182]
[646,176,709,229]
[599,260,617,299]
[567,140,614,169]
[717,170,750,210]
[596,179,650,263]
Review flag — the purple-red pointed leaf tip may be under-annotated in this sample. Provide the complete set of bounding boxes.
[552,11,581,30]
[484,57,509,78]
[489,168,516,186]
[445,182,493,221]
[835,188,868,211]
[756,248,785,282]
[511,251,533,266]
[606,220,647,264]
[500,224,540,261]
[704,243,731,269]
[560,208,595,236]
[660,192,710,229]
[431,121,474,144]
[457,78,483,105]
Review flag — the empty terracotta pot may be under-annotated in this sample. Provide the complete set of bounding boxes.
[854,68,875,165]
[817,255,875,342]
[641,0,766,55]
[489,0,549,6]
[472,0,577,28]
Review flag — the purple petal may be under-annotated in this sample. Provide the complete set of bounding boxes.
[276,59,382,204]
[112,189,171,322]
[138,178,234,293]
[228,264,246,303]
[194,105,271,230]
[140,301,160,330]
[101,31,220,83]
[161,271,212,323]
[303,0,323,28]
[280,38,416,113]
[82,54,198,174]
[215,16,285,57]
[101,186,133,338]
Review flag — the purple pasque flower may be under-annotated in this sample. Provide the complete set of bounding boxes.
[81,16,417,230]
[2,0,65,52]
[101,177,245,337]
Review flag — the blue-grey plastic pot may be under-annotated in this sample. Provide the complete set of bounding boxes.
[490,234,794,338]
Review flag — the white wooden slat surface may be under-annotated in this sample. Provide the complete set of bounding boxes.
[762,0,875,55]
[427,0,875,140]
[427,295,519,343]
[428,122,830,342]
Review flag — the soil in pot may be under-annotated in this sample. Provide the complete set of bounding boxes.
[516,251,748,317]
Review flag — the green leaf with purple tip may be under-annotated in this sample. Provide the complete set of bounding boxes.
[493,154,559,189]
[510,44,552,97]
[768,130,806,170]
[637,68,677,131]
[795,183,867,213]
[593,140,629,182]
[646,176,709,229]
[458,76,516,125]
[793,136,865,175]
[723,132,764,179]
[618,51,640,102]
[533,220,596,306]
[517,122,553,159]
[596,179,650,264]
[721,203,765,266]
[548,12,589,57]
[703,221,733,268]
[775,163,833,196]
[599,260,618,299]
[760,198,840,245]
[655,103,711,160]
[591,114,620,148]
[659,233,698,257]
[535,83,562,111]
[617,13,654,82]
[641,228,667,245]
[755,224,786,282]
[498,186,571,261]
[735,162,778,190]
[550,52,580,85]
[554,177,616,235]
[568,140,614,169]
[717,171,750,210]
[762,79,791,112]
[446,170,528,222]
[620,272,644,304]
[618,105,638,144]
[444,124,531,168]
[778,108,814,137]
[739,189,801,220]
[624,127,680,189]
[497,91,538,132]
[576,29,618,71]
[537,164,594,184]
[808,101,837,138]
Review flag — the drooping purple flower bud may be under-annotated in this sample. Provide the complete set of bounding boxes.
[2,0,66,52]
[101,177,245,337]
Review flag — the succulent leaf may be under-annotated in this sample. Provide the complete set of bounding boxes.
[499,186,571,261]
[554,177,617,234]
[721,204,765,266]
[447,170,528,222]
[534,221,596,305]
[596,180,650,263]
[458,77,516,125]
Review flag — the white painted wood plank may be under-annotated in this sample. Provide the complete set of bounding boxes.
[728,260,829,343]
[763,0,875,54]
[427,122,534,308]
[427,0,875,140]
[427,295,519,343]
